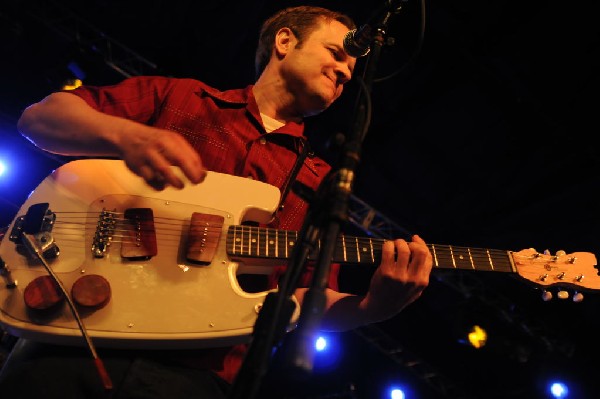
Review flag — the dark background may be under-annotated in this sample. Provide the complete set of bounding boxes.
[1,1,599,398]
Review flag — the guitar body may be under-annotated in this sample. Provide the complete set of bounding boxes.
[0,159,292,349]
[2,160,598,350]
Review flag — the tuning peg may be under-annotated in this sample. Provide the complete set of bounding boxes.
[572,292,584,303]
[543,249,550,255]
[557,290,569,300]
[556,250,566,257]
[541,290,553,301]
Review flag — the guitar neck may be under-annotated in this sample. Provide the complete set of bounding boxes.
[226,225,515,273]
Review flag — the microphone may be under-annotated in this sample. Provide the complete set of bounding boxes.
[343,25,373,58]
[343,0,410,58]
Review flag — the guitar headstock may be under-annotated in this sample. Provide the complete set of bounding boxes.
[512,248,599,299]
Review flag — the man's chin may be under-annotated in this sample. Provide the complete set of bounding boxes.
[312,94,335,114]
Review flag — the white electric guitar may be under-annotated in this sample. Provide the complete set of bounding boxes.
[0,160,598,350]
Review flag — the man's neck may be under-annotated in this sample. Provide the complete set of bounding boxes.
[253,74,303,124]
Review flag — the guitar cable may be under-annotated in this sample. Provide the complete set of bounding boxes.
[21,233,113,390]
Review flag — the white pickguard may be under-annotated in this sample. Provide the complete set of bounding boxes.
[0,159,298,349]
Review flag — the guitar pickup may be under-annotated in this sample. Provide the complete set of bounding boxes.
[186,213,224,264]
[120,208,157,260]
[9,203,60,259]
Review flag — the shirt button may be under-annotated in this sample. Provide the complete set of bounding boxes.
[259,137,267,145]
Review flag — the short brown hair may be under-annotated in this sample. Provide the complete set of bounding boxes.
[255,6,356,79]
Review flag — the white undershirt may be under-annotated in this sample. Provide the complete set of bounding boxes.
[260,113,285,133]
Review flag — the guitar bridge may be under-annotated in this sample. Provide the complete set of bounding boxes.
[9,202,60,259]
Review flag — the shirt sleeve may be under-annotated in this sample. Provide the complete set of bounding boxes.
[66,76,176,123]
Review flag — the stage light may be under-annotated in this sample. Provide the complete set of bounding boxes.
[315,336,327,351]
[0,160,6,177]
[549,381,569,398]
[467,325,487,348]
[457,324,488,348]
[311,333,341,372]
[61,78,83,91]
[389,387,406,399]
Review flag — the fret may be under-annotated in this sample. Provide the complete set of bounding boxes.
[372,238,378,263]
[248,227,262,257]
[239,226,248,256]
[274,228,279,258]
[252,227,265,258]
[342,235,347,262]
[468,248,475,269]
[263,227,269,257]
[233,225,239,254]
[482,249,513,272]
[431,244,455,269]
[237,226,243,254]
[366,238,373,263]
[451,246,476,270]
[253,226,259,256]
[431,244,439,268]
[354,236,361,263]
[486,249,494,270]
[255,226,259,256]
[284,230,288,259]
[241,225,247,255]
[245,225,251,255]
[470,249,496,271]
[356,237,373,264]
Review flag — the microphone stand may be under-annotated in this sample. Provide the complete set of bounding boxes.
[279,8,392,376]
[227,4,402,398]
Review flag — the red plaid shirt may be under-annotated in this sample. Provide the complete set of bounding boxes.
[70,76,341,383]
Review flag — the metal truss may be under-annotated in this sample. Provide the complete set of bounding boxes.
[23,0,158,78]
[347,194,412,239]
[353,324,475,399]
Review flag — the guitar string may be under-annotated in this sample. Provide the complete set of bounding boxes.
[44,212,525,272]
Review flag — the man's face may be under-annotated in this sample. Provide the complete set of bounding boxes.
[281,19,357,116]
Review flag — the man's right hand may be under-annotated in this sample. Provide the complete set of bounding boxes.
[118,125,207,190]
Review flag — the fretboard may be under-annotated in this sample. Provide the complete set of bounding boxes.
[226,225,515,273]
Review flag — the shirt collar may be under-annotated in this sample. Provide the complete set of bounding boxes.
[196,84,305,137]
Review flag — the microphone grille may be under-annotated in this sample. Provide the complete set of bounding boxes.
[343,28,370,58]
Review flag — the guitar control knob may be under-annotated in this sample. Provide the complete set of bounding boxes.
[572,292,584,303]
[541,290,553,301]
[557,290,569,300]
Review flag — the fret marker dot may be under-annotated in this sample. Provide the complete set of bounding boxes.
[289,241,295,246]
[252,239,256,243]
[269,240,274,244]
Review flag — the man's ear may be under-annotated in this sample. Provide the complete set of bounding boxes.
[274,27,295,57]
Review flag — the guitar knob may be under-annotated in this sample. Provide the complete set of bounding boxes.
[557,290,569,300]
[541,290,553,301]
[572,292,584,303]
